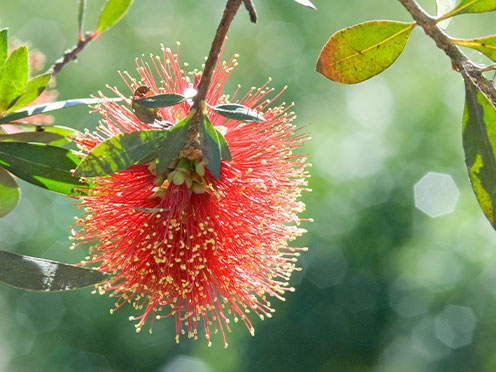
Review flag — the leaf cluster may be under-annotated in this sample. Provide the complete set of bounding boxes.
[316,0,496,231]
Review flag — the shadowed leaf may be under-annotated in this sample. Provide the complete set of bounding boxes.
[0,123,80,145]
[0,250,109,292]
[316,21,414,84]
[156,116,191,175]
[200,115,232,180]
[0,97,122,124]
[0,166,19,218]
[463,81,496,229]
[133,93,185,108]
[0,142,89,195]
[212,103,264,123]
[74,129,170,177]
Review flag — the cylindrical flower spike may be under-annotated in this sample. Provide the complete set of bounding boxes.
[71,44,310,346]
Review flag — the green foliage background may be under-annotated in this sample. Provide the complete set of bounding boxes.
[1,0,496,371]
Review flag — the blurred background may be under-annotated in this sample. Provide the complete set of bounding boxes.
[1,0,496,371]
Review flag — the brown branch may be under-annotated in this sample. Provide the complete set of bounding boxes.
[47,32,96,77]
[243,0,258,23]
[398,0,496,106]
[187,0,243,145]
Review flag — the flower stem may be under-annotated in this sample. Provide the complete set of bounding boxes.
[187,0,243,145]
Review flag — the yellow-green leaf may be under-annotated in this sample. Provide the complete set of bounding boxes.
[0,29,7,68]
[452,35,496,62]
[0,166,19,218]
[442,0,496,19]
[96,0,133,34]
[0,46,28,111]
[316,21,414,84]
[462,81,496,229]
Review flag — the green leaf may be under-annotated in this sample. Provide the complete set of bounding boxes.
[0,29,7,68]
[0,46,29,111]
[0,142,89,195]
[452,36,496,62]
[74,129,170,177]
[0,97,122,124]
[462,81,496,229]
[199,116,232,180]
[0,124,79,145]
[96,0,133,34]
[436,0,457,29]
[7,73,51,112]
[0,166,20,218]
[441,0,496,19]
[133,93,185,108]
[78,0,87,40]
[316,21,415,84]
[0,250,109,292]
[212,103,264,123]
[292,0,317,9]
[156,117,191,175]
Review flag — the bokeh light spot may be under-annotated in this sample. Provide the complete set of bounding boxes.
[414,172,460,217]
[159,355,212,372]
[434,305,477,349]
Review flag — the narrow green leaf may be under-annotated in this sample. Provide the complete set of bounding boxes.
[74,129,170,177]
[462,81,496,229]
[0,250,109,292]
[0,142,89,195]
[156,117,191,175]
[452,36,496,62]
[8,73,51,112]
[133,93,185,109]
[78,0,87,40]
[96,0,133,34]
[292,0,317,9]
[199,116,232,180]
[0,166,20,218]
[0,46,29,111]
[0,123,80,145]
[316,21,415,84]
[0,97,122,124]
[0,29,8,68]
[442,0,496,19]
[212,103,264,123]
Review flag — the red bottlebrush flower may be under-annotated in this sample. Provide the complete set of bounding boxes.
[71,43,310,347]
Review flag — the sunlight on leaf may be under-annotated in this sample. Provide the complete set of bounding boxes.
[463,81,496,229]
[0,250,109,292]
[316,21,414,84]
[74,129,170,177]
[0,166,19,218]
